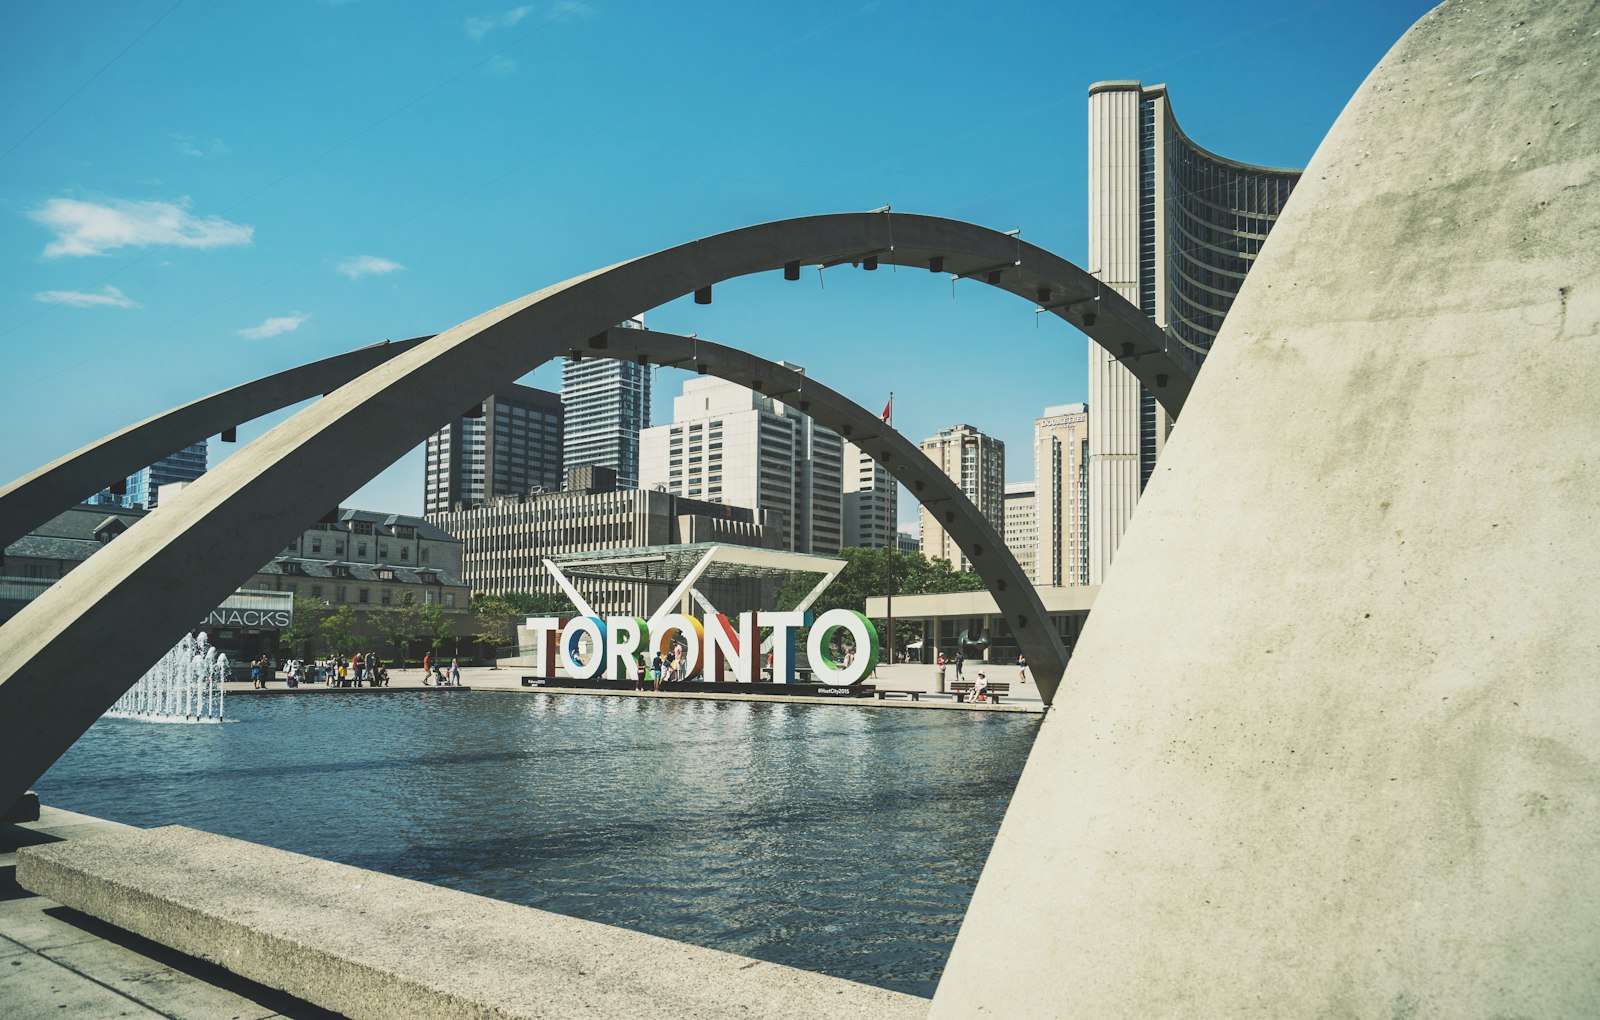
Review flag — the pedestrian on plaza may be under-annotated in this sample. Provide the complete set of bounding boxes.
[336,656,348,687]
[422,651,432,686]
[954,652,964,680]
[352,651,364,688]
[249,657,263,689]
[1018,654,1028,684]
[663,649,677,687]
[449,656,461,686]
[651,650,663,692]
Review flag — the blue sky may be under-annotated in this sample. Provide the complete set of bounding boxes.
[1,0,1434,526]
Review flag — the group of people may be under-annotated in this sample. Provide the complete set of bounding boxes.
[932,650,1029,703]
[420,652,463,686]
[639,648,683,692]
[277,652,391,688]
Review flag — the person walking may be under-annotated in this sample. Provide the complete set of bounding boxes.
[1018,654,1028,685]
[421,651,432,686]
[651,650,663,693]
[954,652,964,680]
[448,656,461,687]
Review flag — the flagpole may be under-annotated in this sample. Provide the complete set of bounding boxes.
[885,391,894,667]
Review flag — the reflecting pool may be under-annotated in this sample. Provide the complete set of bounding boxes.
[36,691,1039,997]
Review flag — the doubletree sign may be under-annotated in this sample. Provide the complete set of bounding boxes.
[524,609,880,685]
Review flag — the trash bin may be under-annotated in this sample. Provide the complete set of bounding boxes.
[935,666,946,694]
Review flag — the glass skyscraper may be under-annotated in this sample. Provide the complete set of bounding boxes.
[90,441,208,509]
[423,384,563,514]
[1086,80,1302,583]
[561,318,651,489]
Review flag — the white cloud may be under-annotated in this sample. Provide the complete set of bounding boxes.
[34,285,138,309]
[486,54,517,76]
[29,196,254,258]
[173,134,232,159]
[466,2,591,40]
[238,313,308,340]
[335,254,406,279]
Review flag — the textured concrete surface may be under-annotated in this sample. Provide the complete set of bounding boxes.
[2,806,327,1019]
[933,1,1600,1016]
[19,824,929,1020]
[0,215,1149,811]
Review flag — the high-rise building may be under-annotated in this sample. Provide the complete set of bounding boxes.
[90,441,208,509]
[1003,482,1038,583]
[1086,80,1301,582]
[638,371,843,555]
[561,318,651,488]
[423,384,564,514]
[842,440,897,549]
[918,424,1004,571]
[1034,402,1090,587]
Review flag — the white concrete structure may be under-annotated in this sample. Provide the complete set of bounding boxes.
[842,440,896,549]
[1033,402,1090,587]
[561,317,651,488]
[918,423,1003,570]
[640,372,843,555]
[1001,482,1037,583]
[936,3,1600,1014]
[1086,81,1301,583]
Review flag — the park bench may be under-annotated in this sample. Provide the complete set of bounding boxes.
[873,689,922,701]
[16,826,926,1020]
[949,681,1011,704]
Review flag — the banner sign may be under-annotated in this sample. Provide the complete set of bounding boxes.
[201,607,292,629]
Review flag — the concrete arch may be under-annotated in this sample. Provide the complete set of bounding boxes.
[0,337,428,553]
[3,322,1068,697]
[0,211,1162,808]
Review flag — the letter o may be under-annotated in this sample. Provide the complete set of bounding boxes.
[806,609,879,685]
[653,613,704,678]
[560,616,606,679]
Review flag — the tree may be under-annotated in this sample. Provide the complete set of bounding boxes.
[774,547,984,657]
[320,605,357,657]
[470,592,578,666]
[372,599,422,664]
[416,602,455,656]
[279,597,331,658]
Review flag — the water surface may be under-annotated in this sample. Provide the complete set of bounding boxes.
[36,691,1038,997]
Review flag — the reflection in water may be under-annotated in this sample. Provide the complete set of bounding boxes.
[36,691,1039,997]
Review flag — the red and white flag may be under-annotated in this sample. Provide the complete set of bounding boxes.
[881,394,892,425]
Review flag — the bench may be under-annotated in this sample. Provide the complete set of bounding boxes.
[16,825,927,1020]
[873,689,922,701]
[949,681,1012,704]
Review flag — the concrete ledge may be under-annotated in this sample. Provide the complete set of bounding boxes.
[17,825,928,1020]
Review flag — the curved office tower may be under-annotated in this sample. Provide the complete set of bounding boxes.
[1086,81,1301,583]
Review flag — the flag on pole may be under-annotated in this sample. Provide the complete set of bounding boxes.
[881,394,892,425]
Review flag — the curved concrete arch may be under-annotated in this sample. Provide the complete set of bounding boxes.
[0,336,429,552]
[3,321,1067,695]
[0,211,1149,808]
